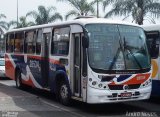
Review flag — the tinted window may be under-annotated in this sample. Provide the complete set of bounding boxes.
[86,24,150,71]
[14,32,24,53]
[36,29,42,55]
[51,27,70,55]
[6,34,14,53]
[24,31,36,54]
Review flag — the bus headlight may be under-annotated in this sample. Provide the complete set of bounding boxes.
[89,79,109,89]
[92,81,97,85]
[98,83,103,88]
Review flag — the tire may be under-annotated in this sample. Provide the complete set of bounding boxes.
[59,81,71,106]
[15,70,23,89]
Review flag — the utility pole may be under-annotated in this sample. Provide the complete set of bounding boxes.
[17,0,19,27]
[97,0,99,18]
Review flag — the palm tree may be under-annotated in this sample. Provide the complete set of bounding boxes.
[0,14,7,30]
[17,16,35,28]
[93,0,113,18]
[57,0,96,20]
[7,16,35,29]
[103,0,160,25]
[26,5,63,25]
[5,21,17,30]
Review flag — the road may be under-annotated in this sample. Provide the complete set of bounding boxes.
[0,79,160,117]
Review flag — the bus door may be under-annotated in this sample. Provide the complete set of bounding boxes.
[74,33,82,97]
[41,28,51,87]
[70,25,87,100]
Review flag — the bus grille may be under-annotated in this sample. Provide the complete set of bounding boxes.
[108,84,141,90]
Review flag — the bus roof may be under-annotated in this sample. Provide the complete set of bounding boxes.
[142,24,160,32]
[6,18,139,33]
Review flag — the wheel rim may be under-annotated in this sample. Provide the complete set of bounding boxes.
[60,85,68,99]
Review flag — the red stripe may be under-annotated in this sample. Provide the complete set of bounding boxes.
[22,77,35,87]
[5,54,15,80]
[109,73,151,85]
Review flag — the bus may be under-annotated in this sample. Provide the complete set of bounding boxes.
[142,24,160,96]
[5,17,152,105]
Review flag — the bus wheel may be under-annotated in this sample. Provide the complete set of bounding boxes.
[59,81,71,106]
[15,71,23,89]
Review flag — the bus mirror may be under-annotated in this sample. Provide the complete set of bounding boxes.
[82,36,89,48]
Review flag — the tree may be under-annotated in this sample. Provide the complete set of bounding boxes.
[6,16,35,29]
[17,16,35,28]
[103,0,160,25]
[26,5,63,25]
[0,14,7,30]
[57,0,96,20]
[5,21,18,30]
[93,0,112,18]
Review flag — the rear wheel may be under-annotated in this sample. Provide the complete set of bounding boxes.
[59,81,71,106]
[15,70,23,89]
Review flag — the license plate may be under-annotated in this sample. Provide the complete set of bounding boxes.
[121,92,132,97]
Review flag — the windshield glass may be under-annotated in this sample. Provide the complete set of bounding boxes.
[0,60,5,66]
[86,24,150,71]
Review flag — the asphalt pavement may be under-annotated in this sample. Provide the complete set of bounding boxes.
[0,80,160,117]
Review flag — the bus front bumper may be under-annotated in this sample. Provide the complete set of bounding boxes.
[87,85,151,104]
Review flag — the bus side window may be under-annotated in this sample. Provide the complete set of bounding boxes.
[51,27,70,55]
[14,32,24,53]
[36,29,42,55]
[6,34,14,53]
[25,31,36,54]
[6,34,8,52]
[147,34,159,59]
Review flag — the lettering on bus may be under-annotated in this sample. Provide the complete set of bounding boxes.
[29,60,41,71]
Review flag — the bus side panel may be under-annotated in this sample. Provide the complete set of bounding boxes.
[5,54,15,80]
[26,55,44,88]
[48,58,70,93]
[6,54,44,89]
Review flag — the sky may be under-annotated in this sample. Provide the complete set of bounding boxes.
[0,0,70,22]
[0,0,159,25]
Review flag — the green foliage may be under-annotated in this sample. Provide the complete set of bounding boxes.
[57,0,96,20]
[0,14,7,30]
[26,5,63,25]
[7,16,35,29]
[103,0,160,25]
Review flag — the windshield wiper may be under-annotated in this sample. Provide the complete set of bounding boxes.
[123,37,143,69]
[108,39,126,70]
[108,47,121,70]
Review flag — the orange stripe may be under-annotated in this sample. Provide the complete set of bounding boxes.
[123,73,150,85]
[151,59,158,78]
[109,73,151,85]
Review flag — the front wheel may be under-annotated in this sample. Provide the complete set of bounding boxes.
[59,81,71,106]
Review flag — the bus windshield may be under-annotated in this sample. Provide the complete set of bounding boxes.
[86,24,150,71]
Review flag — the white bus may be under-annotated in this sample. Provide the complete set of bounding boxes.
[5,17,152,105]
[142,24,160,96]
